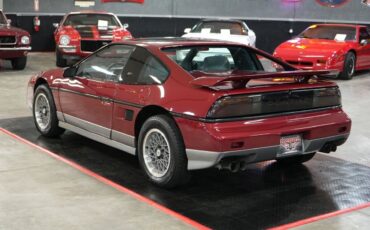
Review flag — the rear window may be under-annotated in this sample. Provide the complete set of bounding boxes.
[191,21,246,35]
[162,46,286,74]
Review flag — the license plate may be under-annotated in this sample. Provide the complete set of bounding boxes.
[278,135,303,156]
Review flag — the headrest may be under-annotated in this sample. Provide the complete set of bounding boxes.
[203,55,231,72]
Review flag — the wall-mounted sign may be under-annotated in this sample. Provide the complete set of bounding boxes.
[34,0,39,12]
[101,0,145,3]
[362,0,370,6]
[75,0,96,7]
[316,0,351,8]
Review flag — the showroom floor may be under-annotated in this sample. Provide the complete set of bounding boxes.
[0,53,370,229]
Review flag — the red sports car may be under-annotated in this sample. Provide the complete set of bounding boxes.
[28,38,351,188]
[53,11,132,67]
[0,10,31,70]
[274,24,370,80]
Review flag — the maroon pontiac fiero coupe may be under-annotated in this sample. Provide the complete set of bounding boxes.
[0,10,31,70]
[27,38,351,188]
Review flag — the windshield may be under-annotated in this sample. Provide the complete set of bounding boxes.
[190,21,247,35]
[63,14,120,27]
[0,11,7,24]
[299,25,356,41]
[162,46,286,74]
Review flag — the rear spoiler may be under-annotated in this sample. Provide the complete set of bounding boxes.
[190,70,337,88]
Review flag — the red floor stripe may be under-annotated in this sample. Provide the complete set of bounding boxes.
[269,202,370,230]
[0,128,210,230]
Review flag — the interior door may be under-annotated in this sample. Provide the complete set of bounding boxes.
[59,44,135,138]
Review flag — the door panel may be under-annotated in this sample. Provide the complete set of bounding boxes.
[59,78,115,138]
[111,85,150,138]
[357,27,370,68]
[59,44,135,138]
[357,44,370,68]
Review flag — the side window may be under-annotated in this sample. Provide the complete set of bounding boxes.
[256,54,285,72]
[76,45,134,82]
[229,47,261,71]
[121,47,169,85]
[359,28,370,40]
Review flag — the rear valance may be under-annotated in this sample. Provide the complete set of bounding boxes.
[190,70,337,89]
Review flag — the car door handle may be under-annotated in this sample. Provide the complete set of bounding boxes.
[101,97,112,103]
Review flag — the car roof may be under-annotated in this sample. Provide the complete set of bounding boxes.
[199,19,245,24]
[68,11,115,15]
[118,37,246,49]
[311,23,363,28]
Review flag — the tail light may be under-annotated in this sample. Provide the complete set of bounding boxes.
[207,87,341,119]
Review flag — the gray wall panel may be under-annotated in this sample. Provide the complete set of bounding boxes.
[296,1,370,22]
[3,0,370,22]
[4,0,174,16]
[174,0,293,19]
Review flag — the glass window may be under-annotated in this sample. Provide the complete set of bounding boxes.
[162,45,286,73]
[0,11,7,25]
[256,55,285,73]
[359,28,370,40]
[299,25,356,41]
[64,14,120,28]
[121,47,169,85]
[191,21,247,35]
[76,45,134,82]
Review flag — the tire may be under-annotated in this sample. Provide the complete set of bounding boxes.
[33,84,65,137]
[276,152,316,165]
[56,49,67,67]
[138,115,190,188]
[339,52,356,80]
[11,56,27,70]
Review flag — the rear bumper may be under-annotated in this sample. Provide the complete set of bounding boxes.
[186,133,349,170]
[176,108,351,170]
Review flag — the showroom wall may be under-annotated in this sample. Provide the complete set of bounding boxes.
[3,0,370,53]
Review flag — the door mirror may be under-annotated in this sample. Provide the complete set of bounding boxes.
[63,66,77,78]
[184,28,191,34]
[360,39,368,46]
[53,23,59,28]
[6,19,11,26]
[123,23,129,29]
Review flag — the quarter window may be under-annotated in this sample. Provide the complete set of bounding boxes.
[121,47,169,85]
